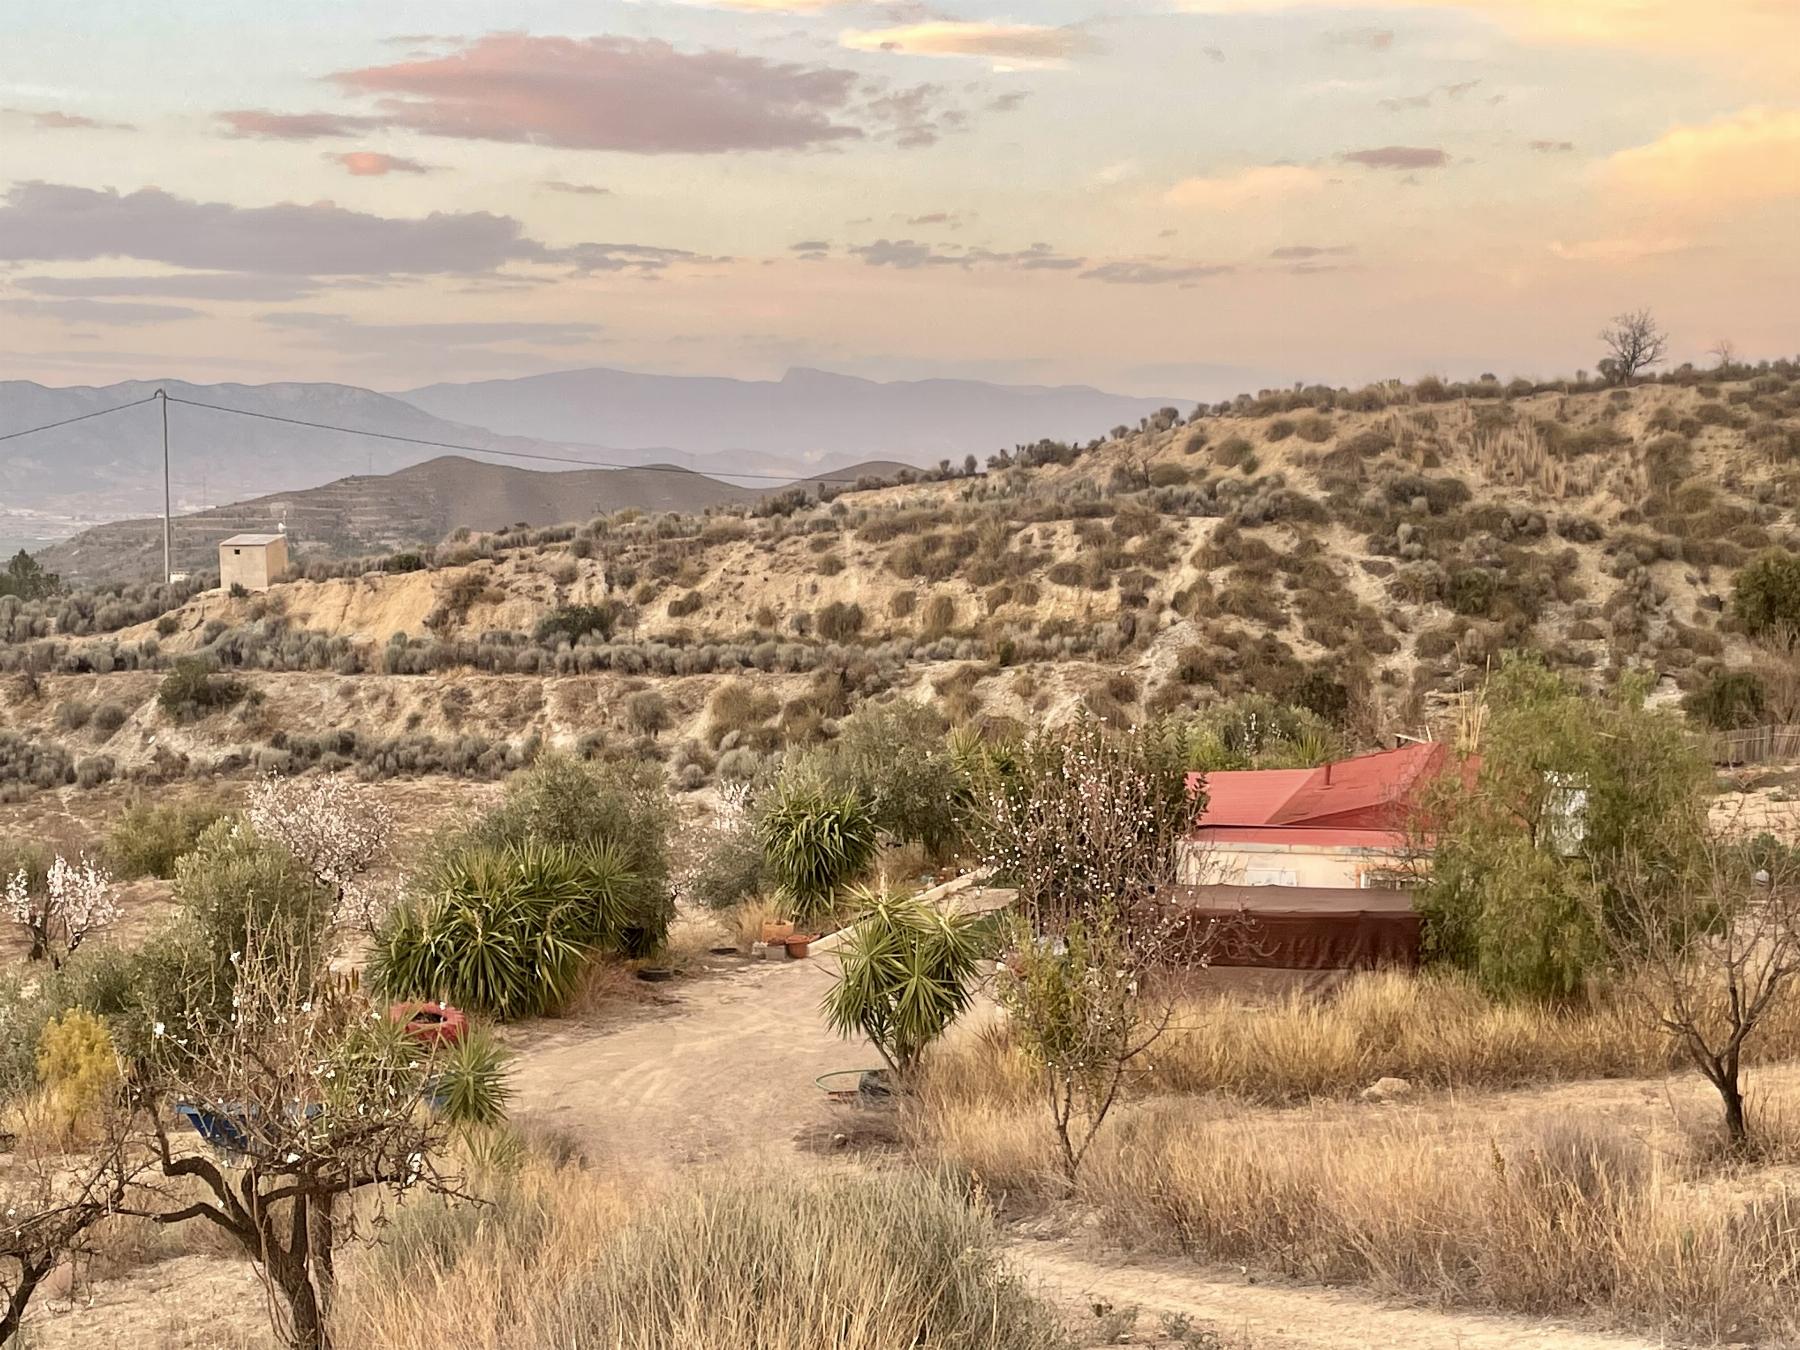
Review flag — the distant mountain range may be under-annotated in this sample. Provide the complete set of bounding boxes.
[0,379,609,531]
[0,367,1183,539]
[398,366,1180,466]
[41,453,920,586]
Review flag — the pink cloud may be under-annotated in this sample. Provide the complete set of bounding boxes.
[221,109,381,139]
[28,110,135,131]
[333,151,434,176]
[1340,145,1451,169]
[328,34,870,153]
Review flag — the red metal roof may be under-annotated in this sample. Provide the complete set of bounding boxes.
[1190,742,1452,841]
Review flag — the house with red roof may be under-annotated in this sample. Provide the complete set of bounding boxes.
[1181,740,1456,889]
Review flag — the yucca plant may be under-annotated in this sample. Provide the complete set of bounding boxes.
[822,886,989,1077]
[759,781,878,925]
[372,841,639,1019]
[431,1026,513,1128]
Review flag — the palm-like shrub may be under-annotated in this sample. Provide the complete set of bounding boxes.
[469,754,674,954]
[372,841,638,1019]
[822,887,987,1076]
[758,782,877,924]
[432,1026,513,1127]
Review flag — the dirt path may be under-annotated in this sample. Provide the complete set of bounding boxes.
[509,946,877,1165]
[509,878,1002,1165]
[1009,1242,1659,1350]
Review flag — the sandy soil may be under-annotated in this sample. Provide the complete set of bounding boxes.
[506,939,882,1166]
[17,1254,271,1349]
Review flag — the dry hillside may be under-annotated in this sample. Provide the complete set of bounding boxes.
[2,367,1798,800]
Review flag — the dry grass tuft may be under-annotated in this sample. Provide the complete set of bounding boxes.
[1072,1105,1799,1343]
[335,1159,1065,1350]
[918,970,1800,1115]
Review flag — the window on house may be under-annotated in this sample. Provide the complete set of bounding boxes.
[1360,869,1420,890]
[1243,867,1297,886]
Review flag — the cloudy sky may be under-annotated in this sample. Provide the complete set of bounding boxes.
[0,0,1794,396]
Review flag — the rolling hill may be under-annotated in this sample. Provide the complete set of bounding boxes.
[35,455,768,585]
[5,367,1796,807]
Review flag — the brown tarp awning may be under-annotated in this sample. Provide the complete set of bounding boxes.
[1171,884,1421,971]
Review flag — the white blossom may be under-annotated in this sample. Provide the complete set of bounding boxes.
[4,853,120,965]
[248,772,393,929]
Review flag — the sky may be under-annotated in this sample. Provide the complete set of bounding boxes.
[0,0,1795,398]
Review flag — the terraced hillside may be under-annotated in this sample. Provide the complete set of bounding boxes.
[1,366,1797,800]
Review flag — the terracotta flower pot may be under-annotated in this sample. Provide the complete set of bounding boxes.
[761,919,795,945]
[784,935,815,959]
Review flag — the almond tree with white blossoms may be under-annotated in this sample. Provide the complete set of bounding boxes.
[4,854,121,967]
[247,774,394,932]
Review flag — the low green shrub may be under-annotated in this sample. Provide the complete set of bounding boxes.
[1683,669,1766,730]
[91,701,130,734]
[1733,550,1800,643]
[814,601,866,641]
[105,796,227,879]
[534,603,624,644]
[156,657,244,721]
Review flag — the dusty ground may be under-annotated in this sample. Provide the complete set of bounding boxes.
[18,1254,271,1349]
[506,944,874,1165]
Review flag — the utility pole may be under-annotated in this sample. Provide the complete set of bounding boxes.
[157,388,172,584]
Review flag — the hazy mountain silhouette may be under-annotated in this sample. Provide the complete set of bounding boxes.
[397,366,1181,466]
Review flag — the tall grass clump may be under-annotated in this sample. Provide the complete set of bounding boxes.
[1071,1106,1799,1344]
[919,969,1800,1113]
[337,1162,1064,1350]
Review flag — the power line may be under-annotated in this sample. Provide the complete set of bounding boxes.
[162,393,880,487]
[0,394,158,443]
